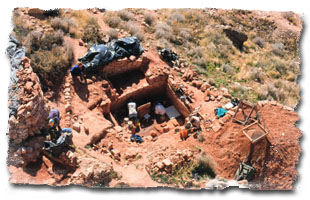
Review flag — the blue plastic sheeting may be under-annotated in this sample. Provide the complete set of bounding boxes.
[6,35,26,117]
[130,134,144,143]
[215,108,228,118]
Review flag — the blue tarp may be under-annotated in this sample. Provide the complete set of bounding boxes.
[215,108,228,118]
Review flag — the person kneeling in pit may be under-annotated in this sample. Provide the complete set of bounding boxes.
[190,115,201,131]
[70,62,86,82]
[155,102,166,121]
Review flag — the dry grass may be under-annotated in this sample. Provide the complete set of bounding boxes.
[106,28,119,40]
[155,23,173,40]
[118,9,135,21]
[82,17,103,44]
[104,12,122,28]
[123,21,144,41]
[143,11,156,25]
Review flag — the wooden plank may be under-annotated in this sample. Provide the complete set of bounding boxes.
[109,112,119,127]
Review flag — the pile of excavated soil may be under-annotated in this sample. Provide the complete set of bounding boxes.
[202,103,300,190]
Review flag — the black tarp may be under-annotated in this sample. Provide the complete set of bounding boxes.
[78,36,144,73]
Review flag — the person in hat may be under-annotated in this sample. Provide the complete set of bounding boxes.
[47,109,61,142]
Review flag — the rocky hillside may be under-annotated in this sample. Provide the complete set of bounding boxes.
[12,8,302,107]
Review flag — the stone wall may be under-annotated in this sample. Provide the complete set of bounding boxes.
[166,82,191,118]
[101,55,150,77]
[110,76,167,112]
[8,57,48,144]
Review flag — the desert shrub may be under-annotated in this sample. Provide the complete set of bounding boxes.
[230,84,248,100]
[256,84,269,100]
[106,28,119,40]
[179,28,192,41]
[155,23,173,40]
[272,42,285,56]
[24,29,73,88]
[51,17,75,33]
[169,11,185,23]
[273,59,287,75]
[82,18,103,44]
[266,83,285,102]
[186,46,204,58]
[156,38,172,49]
[191,154,216,179]
[30,43,74,88]
[26,30,64,53]
[222,63,234,74]
[288,60,300,74]
[246,67,265,83]
[253,37,265,48]
[105,16,121,28]
[123,21,144,41]
[118,10,134,21]
[27,31,43,52]
[200,29,234,62]
[144,11,156,25]
[123,21,140,35]
[193,57,208,68]
[184,9,203,23]
[197,134,205,143]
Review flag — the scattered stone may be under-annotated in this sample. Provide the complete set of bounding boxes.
[212,122,222,132]
[25,81,33,92]
[65,104,72,112]
[87,79,93,84]
[200,82,211,92]
[162,158,172,167]
[163,126,170,133]
[73,123,80,132]
[108,142,113,151]
[84,125,89,135]
[78,40,84,46]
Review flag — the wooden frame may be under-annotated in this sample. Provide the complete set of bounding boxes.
[232,101,258,125]
[242,120,268,144]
